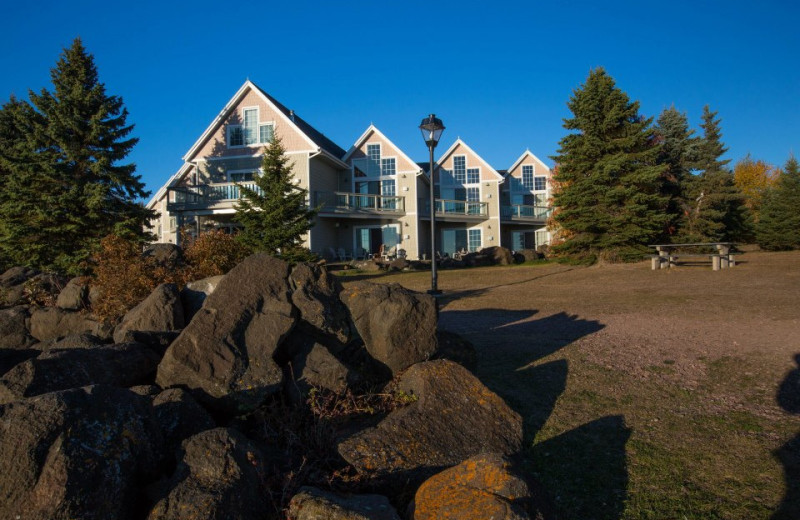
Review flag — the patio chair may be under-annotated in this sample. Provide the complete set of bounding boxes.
[328,247,339,261]
[384,245,398,261]
[355,248,370,261]
[337,248,352,261]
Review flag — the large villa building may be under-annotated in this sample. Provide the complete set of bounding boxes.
[147,81,553,260]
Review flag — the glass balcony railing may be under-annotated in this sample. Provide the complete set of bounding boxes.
[166,182,263,210]
[314,191,405,213]
[419,198,488,217]
[501,204,552,220]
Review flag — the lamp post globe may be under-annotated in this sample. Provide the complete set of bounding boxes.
[419,114,445,295]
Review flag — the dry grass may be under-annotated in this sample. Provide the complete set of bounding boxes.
[338,250,800,519]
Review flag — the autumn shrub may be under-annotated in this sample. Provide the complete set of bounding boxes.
[182,229,251,281]
[91,234,181,321]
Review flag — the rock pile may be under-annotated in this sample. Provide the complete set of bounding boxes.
[0,253,552,519]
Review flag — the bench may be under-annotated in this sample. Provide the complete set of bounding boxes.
[648,242,739,271]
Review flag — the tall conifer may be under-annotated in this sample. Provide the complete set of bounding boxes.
[756,157,800,250]
[0,38,153,274]
[234,132,317,262]
[551,68,668,262]
[654,106,697,238]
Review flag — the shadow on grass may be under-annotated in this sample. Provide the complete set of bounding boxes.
[440,309,631,520]
[774,354,800,520]
[438,267,577,305]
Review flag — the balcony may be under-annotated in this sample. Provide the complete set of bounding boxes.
[419,198,488,219]
[501,204,552,222]
[314,191,405,215]
[166,182,262,212]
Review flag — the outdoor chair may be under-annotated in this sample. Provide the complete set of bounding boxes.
[337,248,352,261]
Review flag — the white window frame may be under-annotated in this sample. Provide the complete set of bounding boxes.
[227,106,275,149]
[534,176,547,191]
[522,165,534,190]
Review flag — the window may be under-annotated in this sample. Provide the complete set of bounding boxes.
[534,176,547,191]
[229,171,255,182]
[259,124,273,143]
[522,165,534,190]
[243,108,258,145]
[367,144,381,164]
[468,229,482,252]
[453,156,466,183]
[228,126,244,147]
[467,168,479,184]
[381,158,396,177]
[466,187,479,201]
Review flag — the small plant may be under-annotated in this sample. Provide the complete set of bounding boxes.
[182,229,251,281]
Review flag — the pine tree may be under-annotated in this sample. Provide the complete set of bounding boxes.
[0,38,154,274]
[550,68,669,262]
[680,106,751,242]
[234,132,318,262]
[756,157,800,250]
[654,106,698,238]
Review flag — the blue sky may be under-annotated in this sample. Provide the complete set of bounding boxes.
[2,1,797,198]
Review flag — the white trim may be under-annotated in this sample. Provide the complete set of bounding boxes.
[146,162,194,209]
[436,139,504,181]
[342,125,424,175]
[507,150,552,176]
[199,150,315,161]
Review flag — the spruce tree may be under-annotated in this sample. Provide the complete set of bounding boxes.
[235,132,318,262]
[0,38,154,274]
[756,157,800,250]
[551,68,668,262]
[654,106,698,238]
[680,106,751,242]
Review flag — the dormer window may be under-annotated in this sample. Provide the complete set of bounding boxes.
[227,107,274,148]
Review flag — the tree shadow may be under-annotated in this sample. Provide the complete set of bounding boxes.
[440,309,631,519]
[773,354,800,519]
[438,266,577,305]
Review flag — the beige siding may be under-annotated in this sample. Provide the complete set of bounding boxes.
[309,155,340,194]
[352,130,418,173]
[190,88,315,161]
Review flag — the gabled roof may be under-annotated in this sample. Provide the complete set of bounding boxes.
[182,80,346,164]
[436,138,505,181]
[506,149,552,176]
[341,124,422,173]
[146,162,193,209]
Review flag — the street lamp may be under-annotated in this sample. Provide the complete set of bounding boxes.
[419,114,445,295]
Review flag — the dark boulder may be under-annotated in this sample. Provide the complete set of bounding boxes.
[29,307,113,342]
[288,339,362,395]
[0,305,34,349]
[113,283,184,343]
[289,262,351,346]
[115,330,180,357]
[288,486,400,520]
[0,342,161,403]
[518,249,543,263]
[431,330,478,373]
[0,349,39,377]
[146,427,270,520]
[152,388,216,459]
[481,246,514,265]
[410,453,555,520]
[180,274,225,322]
[339,282,437,376]
[337,360,522,485]
[0,385,163,520]
[40,332,106,351]
[0,266,39,306]
[143,243,183,270]
[388,258,409,271]
[156,253,296,415]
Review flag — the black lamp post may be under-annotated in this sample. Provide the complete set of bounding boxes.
[419,114,445,295]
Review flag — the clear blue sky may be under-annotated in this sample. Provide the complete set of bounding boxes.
[2,1,797,198]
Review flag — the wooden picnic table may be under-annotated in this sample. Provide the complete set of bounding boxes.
[647,242,738,271]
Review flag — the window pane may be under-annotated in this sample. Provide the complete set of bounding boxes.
[243,109,258,145]
[467,168,479,184]
[381,158,396,176]
[453,156,466,184]
[534,176,546,191]
[259,124,273,143]
[468,229,481,252]
[229,126,243,147]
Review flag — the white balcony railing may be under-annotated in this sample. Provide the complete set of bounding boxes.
[166,182,262,211]
[501,204,552,221]
[419,198,488,217]
[314,191,405,213]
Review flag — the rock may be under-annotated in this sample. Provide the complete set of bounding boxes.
[40,332,106,351]
[518,249,543,262]
[0,305,34,349]
[340,282,437,376]
[389,258,409,271]
[337,360,522,484]
[481,246,514,266]
[113,283,184,343]
[0,265,39,288]
[20,272,69,305]
[156,253,296,415]
[289,340,361,395]
[0,349,39,377]
[431,330,478,373]
[56,276,89,310]
[289,263,351,345]
[146,427,269,520]
[152,388,216,457]
[0,342,161,403]
[29,306,113,342]
[0,385,163,520]
[288,486,400,520]
[180,274,225,322]
[143,243,183,270]
[115,330,180,357]
[410,453,554,520]
[131,385,162,397]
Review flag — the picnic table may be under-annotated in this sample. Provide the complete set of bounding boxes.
[648,242,739,271]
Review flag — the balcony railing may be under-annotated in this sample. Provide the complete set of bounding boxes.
[501,204,552,221]
[419,198,488,217]
[314,191,405,213]
[167,182,263,211]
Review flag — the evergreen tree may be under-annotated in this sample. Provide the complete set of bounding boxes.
[680,106,751,242]
[756,156,800,250]
[654,106,698,238]
[235,132,318,262]
[0,38,154,274]
[550,68,668,262]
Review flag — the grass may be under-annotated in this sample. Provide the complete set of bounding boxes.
[337,250,800,519]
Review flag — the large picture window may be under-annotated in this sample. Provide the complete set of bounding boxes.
[453,156,466,183]
[227,107,273,148]
[534,176,547,191]
[522,165,534,189]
